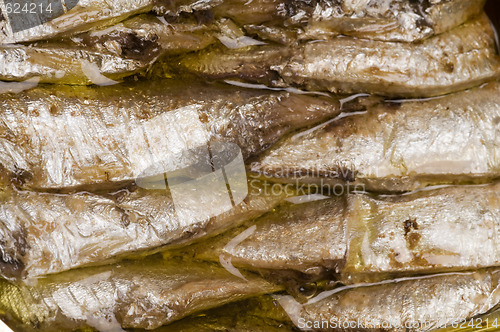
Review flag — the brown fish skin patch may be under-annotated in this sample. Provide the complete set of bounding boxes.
[119,33,162,61]
[11,168,33,188]
[403,217,419,236]
[0,228,29,280]
[0,258,24,280]
[79,30,162,62]
[403,218,422,250]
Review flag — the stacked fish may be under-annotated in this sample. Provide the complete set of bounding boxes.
[0,0,499,331]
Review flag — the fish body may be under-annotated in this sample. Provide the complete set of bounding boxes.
[277,269,500,331]
[175,44,289,85]
[0,14,220,84]
[0,0,155,44]
[189,197,347,276]
[251,80,500,192]
[0,79,339,191]
[212,0,485,42]
[0,0,222,44]
[298,0,486,42]
[177,14,500,97]
[0,256,281,330]
[186,183,500,282]
[0,178,288,280]
[77,14,219,57]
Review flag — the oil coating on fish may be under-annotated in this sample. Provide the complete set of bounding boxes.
[251,80,500,192]
[0,0,222,44]
[177,14,500,97]
[276,269,500,331]
[212,0,485,42]
[184,183,500,282]
[0,15,220,84]
[0,256,281,331]
[0,79,339,191]
[0,178,288,280]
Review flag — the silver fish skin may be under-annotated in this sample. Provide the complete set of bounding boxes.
[0,179,287,281]
[186,197,347,276]
[251,80,500,193]
[0,15,220,84]
[294,0,487,42]
[0,257,281,331]
[344,182,500,282]
[0,0,222,44]
[177,14,500,97]
[212,0,485,42]
[275,13,500,97]
[277,269,500,332]
[0,80,339,191]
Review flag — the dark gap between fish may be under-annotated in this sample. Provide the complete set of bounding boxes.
[486,0,500,54]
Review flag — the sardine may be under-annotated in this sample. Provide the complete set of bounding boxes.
[177,14,500,97]
[181,182,500,282]
[0,177,288,280]
[182,196,347,276]
[276,269,500,332]
[0,79,339,191]
[294,0,487,42]
[0,14,220,84]
[251,80,500,192]
[174,44,289,85]
[0,256,281,331]
[343,182,500,283]
[0,0,222,44]
[0,0,155,44]
[73,14,219,57]
[211,0,485,42]
[277,13,500,97]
